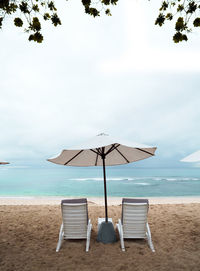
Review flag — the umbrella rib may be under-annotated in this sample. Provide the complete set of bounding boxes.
[105,144,120,156]
[136,148,155,156]
[115,147,130,163]
[89,149,101,166]
[96,148,103,156]
[90,149,101,155]
[95,153,99,166]
[64,150,84,165]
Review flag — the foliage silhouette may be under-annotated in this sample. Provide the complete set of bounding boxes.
[1,0,200,43]
[155,0,200,43]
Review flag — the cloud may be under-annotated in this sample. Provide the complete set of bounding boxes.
[99,0,200,74]
[0,0,200,166]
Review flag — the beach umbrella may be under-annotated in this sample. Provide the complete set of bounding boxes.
[0,161,9,165]
[47,133,157,243]
[181,150,200,162]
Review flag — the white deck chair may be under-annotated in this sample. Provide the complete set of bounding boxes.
[56,198,92,252]
[116,198,155,252]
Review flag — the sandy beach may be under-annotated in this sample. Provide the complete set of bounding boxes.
[0,197,200,271]
[1,196,200,205]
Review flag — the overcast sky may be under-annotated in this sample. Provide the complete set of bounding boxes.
[1,0,200,167]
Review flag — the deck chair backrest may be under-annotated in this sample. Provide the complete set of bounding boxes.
[122,198,149,239]
[61,198,88,239]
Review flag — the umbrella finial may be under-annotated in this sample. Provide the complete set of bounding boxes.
[97,133,109,137]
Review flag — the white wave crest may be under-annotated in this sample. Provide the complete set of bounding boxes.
[134,183,151,186]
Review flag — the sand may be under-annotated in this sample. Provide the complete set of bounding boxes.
[1,196,200,205]
[0,199,200,271]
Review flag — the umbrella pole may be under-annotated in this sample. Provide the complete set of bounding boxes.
[102,149,108,223]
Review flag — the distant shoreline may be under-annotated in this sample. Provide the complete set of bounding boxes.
[1,196,200,205]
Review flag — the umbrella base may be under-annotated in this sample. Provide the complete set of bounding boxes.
[97,221,117,244]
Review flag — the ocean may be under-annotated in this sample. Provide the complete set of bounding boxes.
[0,166,200,197]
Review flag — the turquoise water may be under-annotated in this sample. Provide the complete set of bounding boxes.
[0,166,200,197]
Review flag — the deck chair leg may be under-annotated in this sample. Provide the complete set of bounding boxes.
[56,223,64,252]
[117,220,125,252]
[86,219,92,252]
[146,223,155,252]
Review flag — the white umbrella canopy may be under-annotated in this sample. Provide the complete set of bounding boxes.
[48,133,156,166]
[181,150,200,162]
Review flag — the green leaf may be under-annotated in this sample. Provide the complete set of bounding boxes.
[155,13,165,26]
[182,34,188,41]
[159,1,168,11]
[85,7,100,17]
[173,32,188,43]
[177,5,184,12]
[111,0,118,5]
[187,1,197,14]
[51,13,61,26]
[32,4,39,12]
[105,9,111,16]
[0,0,9,9]
[19,2,30,14]
[166,13,173,20]
[0,17,3,28]
[101,0,110,5]
[175,17,185,31]
[48,1,57,11]
[29,32,43,43]
[43,13,51,21]
[193,18,200,27]
[82,0,91,6]
[14,17,23,27]
[31,17,41,31]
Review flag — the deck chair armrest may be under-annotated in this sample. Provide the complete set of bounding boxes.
[56,223,64,252]
[87,219,92,237]
[118,219,124,232]
[146,223,151,239]
[86,219,92,252]
[87,219,92,230]
[116,219,125,252]
[118,219,122,228]
[146,222,155,252]
[58,223,64,239]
